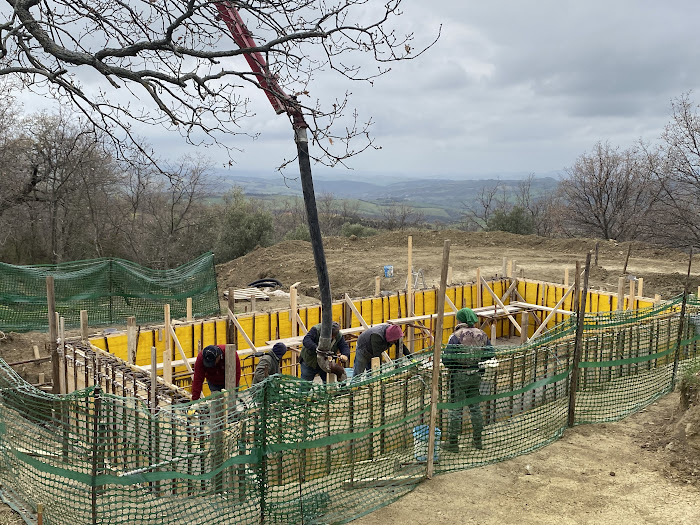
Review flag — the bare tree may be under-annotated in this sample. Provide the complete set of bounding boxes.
[459,180,509,231]
[556,141,658,241]
[648,93,700,248]
[379,201,425,230]
[1,0,437,167]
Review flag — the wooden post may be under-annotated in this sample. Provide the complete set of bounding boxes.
[654,294,661,304]
[490,324,496,346]
[46,276,60,395]
[186,298,193,322]
[290,282,300,338]
[150,346,158,413]
[628,279,636,311]
[447,266,453,286]
[638,278,644,298]
[672,249,693,387]
[224,345,238,411]
[427,240,450,479]
[371,356,382,459]
[37,503,43,525]
[502,257,507,277]
[622,244,632,275]
[506,260,513,278]
[33,345,41,359]
[375,276,381,296]
[127,316,137,365]
[573,261,581,313]
[59,316,67,394]
[568,252,591,427]
[163,304,172,384]
[80,310,89,342]
[594,242,599,267]
[617,277,625,311]
[476,267,482,308]
[520,311,529,344]
[564,267,569,288]
[407,236,414,354]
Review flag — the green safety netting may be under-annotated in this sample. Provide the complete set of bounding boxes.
[1,297,700,524]
[0,253,220,332]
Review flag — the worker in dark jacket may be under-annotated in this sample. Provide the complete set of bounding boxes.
[191,344,241,400]
[352,323,411,377]
[442,308,497,452]
[301,322,350,382]
[253,342,288,384]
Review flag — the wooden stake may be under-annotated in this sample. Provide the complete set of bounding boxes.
[568,252,591,427]
[375,276,381,296]
[290,282,300,338]
[447,266,453,286]
[490,324,496,345]
[427,239,450,479]
[617,277,625,311]
[520,311,529,344]
[59,316,66,394]
[186,297,193,322]
[150,346,158,413]
[163,304,172,384]
[37,503,43,525]
[564,267,569,288]
[638,278,644,298]
[594,241,599,266]
[628,279,636,311]
[225,343,238,392]
[127,316,137,365]
[622,244,632,274]
[46,276,60,395]
[80,310,89,341]
[476,267,482,308]
[407,236,414,354]
[33,345,41,360]
[506,260,513,278]
[502,257,507,277]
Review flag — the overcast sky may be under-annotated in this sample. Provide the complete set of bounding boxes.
[19,1,700,181]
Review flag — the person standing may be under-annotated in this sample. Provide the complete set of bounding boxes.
[442,308,496,452]
[253,342,288,384]
[301,321,350,382]
[191,344,241,401]
[352,323,411,377]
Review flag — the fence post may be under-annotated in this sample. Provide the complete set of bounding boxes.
[672,249,693,388]
[427,240,450,479]
[91,385,103,525]
[568,253,591,427]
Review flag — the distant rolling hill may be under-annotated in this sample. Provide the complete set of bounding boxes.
[214,171,559,223]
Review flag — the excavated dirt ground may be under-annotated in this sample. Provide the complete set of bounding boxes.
[1,230,700,524]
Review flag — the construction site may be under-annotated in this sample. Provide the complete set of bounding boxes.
[1,232,700,524]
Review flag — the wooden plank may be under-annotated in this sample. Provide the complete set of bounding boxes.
[529,283,576,340]
[345,294,369,329]
[169,326,194,375]
[509,301,573,315]
[163,304,172,384]
[227,308,258,352]
[231,288,269,300]
[480,276,522,334]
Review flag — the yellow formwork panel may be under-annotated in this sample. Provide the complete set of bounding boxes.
[252,313,271,346]
[235,317,253,350]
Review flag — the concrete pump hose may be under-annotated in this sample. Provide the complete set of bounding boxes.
[316,352,347,381]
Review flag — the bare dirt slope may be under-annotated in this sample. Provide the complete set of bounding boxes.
[1,230,699,523]
[216,231,698,309]
[354,392,700,525]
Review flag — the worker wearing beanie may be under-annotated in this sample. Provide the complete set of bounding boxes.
[442,308,496,452]
[353,323,411,377]
[191,344,241,401]
[253,342,288,384]
[301,321,351,383]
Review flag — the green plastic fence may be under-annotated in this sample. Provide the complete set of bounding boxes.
[1,297,699,524]
[0,253,220,332]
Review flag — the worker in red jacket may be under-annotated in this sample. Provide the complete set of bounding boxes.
[191,344,241,400]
